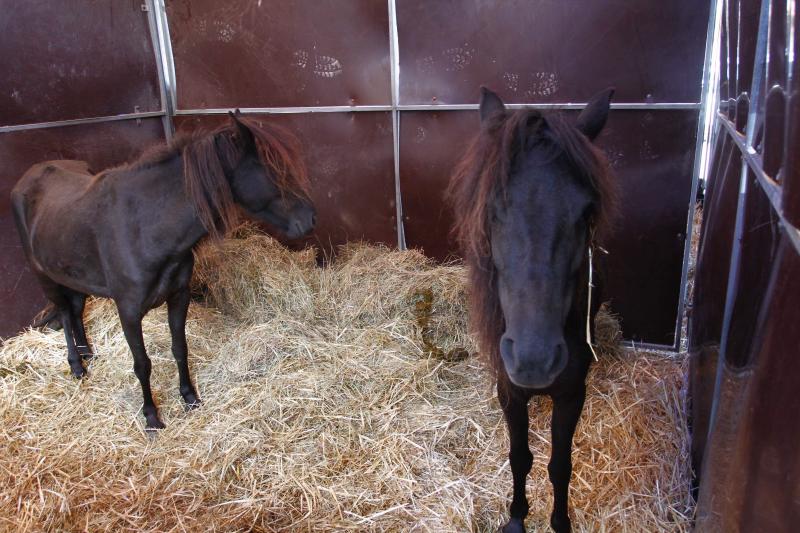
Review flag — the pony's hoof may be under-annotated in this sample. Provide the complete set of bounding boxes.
[501,518,525,533]
[145,417,166,431]
[550,514,571,533]
[182,392,201,410]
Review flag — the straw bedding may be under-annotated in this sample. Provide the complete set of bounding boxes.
[0,227,693,532]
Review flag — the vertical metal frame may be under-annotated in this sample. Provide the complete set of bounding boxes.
[388,0,406,249]
[144,0,174,139]
[707,0,772,438]
[148,0,176,139]
[675,0,725,350]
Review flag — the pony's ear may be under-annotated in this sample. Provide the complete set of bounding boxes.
[576,88,614,140]
[228,110,254,147]
[479,86,505,123]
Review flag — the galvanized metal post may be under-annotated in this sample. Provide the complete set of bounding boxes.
[388,0,406,250]
[674,0,725,351]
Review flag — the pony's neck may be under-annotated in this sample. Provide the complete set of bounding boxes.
[129,153,213,254]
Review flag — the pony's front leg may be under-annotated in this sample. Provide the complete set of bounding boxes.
[117,305,165,430]
[499,379,532,533]
[167,287,200,408]
[548,387,586,533]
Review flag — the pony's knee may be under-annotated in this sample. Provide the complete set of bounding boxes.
[510,446,533,471]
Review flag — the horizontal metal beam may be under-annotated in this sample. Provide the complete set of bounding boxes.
[718,112,800,254]
[175,102,701,116]
[0,111,166,133]
[624,340,679,353]
[398,102,702,111]
[175,106,393,115]
[0,101,704,134]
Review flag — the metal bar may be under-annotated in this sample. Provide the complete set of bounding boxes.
[0,111,166,133]
[398,102,702,111]
[175,106,393,115]
[388,0,406,249]
[153,0,177,120]
[707,0,772,446]
[675,0,724,351]
[144,0,173,140]
[624,340,681,353]
[719,113,800,252]
[171,103,700,117]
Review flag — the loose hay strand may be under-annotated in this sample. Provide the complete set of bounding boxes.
[0,229,692,532]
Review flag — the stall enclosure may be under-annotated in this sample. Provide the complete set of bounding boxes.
[1,1,712,349]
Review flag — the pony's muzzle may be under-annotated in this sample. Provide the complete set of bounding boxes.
[499,335,568,389]
[287,207,316,239]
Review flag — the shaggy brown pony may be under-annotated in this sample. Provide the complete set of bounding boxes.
[11,112,316,429]
[447,88,617,532]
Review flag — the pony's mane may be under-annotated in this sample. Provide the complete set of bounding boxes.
[130,117,310,239]
[446,108,617,376]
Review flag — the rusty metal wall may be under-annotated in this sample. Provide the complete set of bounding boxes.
[0,1,167,338]
[689,0,800,529]
[166,0,391,109]
[396,0,708,105]
[0,0,163,126]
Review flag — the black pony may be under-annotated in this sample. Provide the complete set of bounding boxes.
[11,112,315,429]
[448,88,617,532]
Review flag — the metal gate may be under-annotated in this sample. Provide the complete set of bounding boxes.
[689,0,800,530]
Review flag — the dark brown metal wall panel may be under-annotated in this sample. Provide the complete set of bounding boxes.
[738,238,800,532]
[687,134,740,473]
[722,176,780,368]
[400,109,697,345]
[167,0,391,109]
[0,0,162,126]
[690,136,741,349]
[735,0,763,101]
[174,112,397,252]
[695,235,800,533]
[397,0,710,105]
[0,119,165,338]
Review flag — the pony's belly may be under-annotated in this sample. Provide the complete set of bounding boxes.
[30,213,109,296]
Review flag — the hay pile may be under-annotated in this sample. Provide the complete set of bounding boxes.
[0,228,692,532]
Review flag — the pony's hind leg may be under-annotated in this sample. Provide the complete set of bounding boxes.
[35,279,85,378]
[117,304,165,430]
[548,387,586,533]
[65,291,93,361]
[167,287,200,408]
[58,305,86,378]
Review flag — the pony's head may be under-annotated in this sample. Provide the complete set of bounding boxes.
[183,111,315,240]
[226,112,315,239]
[449,87,616,389]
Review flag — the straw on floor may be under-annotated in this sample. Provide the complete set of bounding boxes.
[0,227,693,532]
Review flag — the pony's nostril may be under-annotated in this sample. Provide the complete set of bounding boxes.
[311,214,317,227]
[500,337,516,366]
